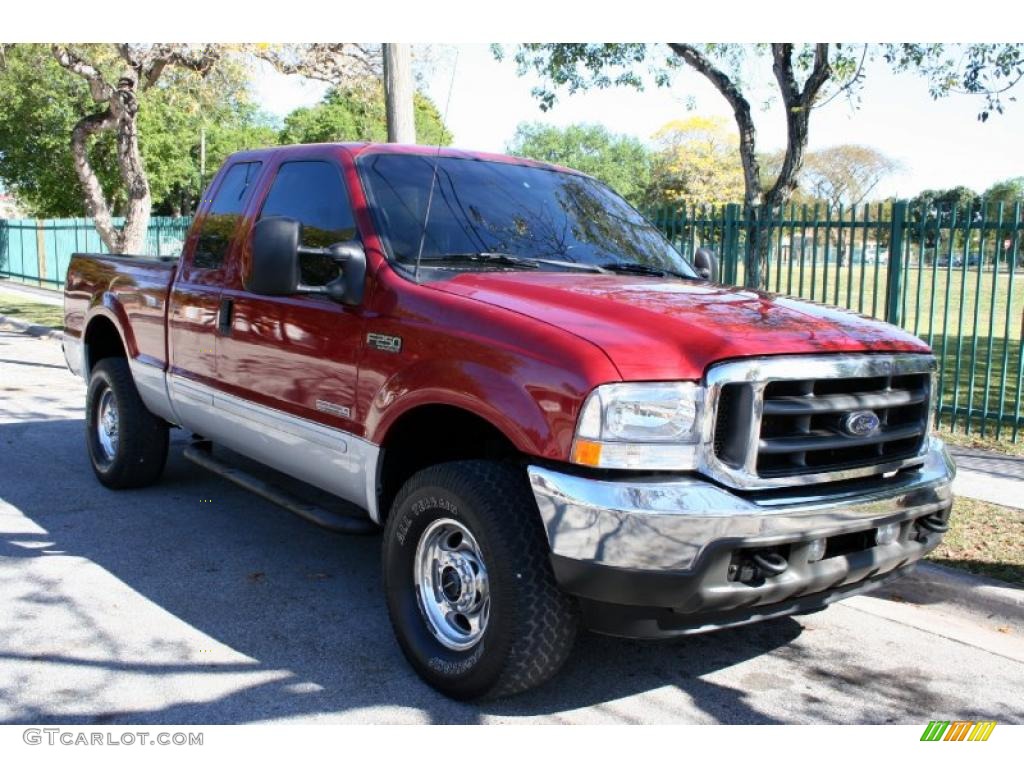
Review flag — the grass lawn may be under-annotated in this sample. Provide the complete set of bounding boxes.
[0,295,63,330]
[937,426,1024,457]
[928,497,1024,586]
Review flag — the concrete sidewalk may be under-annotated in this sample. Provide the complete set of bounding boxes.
[0,279,62,306]
[949,445,1024,510]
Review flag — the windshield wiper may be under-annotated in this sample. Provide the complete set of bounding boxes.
[418,253,610,273]
[417,252,540,269]
[597,262,692,279]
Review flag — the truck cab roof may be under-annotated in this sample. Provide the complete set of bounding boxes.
[221,142,585,177]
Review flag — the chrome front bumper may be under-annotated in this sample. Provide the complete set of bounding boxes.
[529,437,954,572]
[528,438,955,634]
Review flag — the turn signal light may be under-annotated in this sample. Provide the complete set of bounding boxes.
[571,439,602,467]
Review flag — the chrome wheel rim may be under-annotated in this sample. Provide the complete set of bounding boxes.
[413,518,490,651]
[96,388,119,461]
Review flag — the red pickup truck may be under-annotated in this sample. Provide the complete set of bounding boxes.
[63,143,955,700]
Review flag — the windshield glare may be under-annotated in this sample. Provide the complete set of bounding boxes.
[357,153,696,277]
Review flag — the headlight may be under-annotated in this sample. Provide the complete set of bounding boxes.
[571,382,702,470]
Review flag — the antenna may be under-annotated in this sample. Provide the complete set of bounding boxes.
[413,48,459,283]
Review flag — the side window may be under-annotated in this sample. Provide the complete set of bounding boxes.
[193,162,262,270]
[259,161,358,286]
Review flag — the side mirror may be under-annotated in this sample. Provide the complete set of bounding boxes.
[316,240,367,307]
[247,217,367,306]
[247,217,301,295]
[694,248,719,282]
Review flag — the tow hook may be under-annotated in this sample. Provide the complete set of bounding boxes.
[752,551,789,576]
[729,549,790,584]
[915,512,949,535]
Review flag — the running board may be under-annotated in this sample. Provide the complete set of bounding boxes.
[183,444,378,535]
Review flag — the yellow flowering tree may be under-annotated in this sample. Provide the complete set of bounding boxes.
[648,116,745,207]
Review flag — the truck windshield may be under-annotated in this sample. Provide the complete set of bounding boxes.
[357,153,697,278]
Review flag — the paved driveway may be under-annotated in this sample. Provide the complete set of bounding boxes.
[1,328,1023,724]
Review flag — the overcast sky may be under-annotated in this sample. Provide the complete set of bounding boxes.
[252,44,1024,200]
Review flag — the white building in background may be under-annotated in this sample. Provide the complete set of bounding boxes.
[0,192,26,219]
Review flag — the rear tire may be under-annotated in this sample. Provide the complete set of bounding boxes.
[382,460,578,700]
[85,357,169,489]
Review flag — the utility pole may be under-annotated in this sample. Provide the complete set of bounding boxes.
[383,43,416,144]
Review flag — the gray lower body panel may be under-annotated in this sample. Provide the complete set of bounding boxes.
[167,374,380,520]
[529,439,955,637]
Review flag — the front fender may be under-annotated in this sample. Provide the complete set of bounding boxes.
[367,356,585,461]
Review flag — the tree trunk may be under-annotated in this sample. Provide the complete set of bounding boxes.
[67,75,151,253]
[70,110,121,250]
[112,77,151,253]
[668,44,831,288]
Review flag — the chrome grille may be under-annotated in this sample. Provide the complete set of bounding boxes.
[701,355,935,490]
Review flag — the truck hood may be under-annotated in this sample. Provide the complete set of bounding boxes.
[434,272,930,380]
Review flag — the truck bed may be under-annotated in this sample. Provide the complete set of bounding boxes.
[63,252,179,374]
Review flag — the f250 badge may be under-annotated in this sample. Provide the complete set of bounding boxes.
[367,333,402,353]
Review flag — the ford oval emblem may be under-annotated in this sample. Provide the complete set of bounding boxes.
[842,410,881,437]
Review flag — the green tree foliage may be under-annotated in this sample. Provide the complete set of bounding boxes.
[139,66,278,215]
[0,45,275,217]
[499,43,1024,209]
[0,45,120,216]
[279,85,452,146]
[911,186,980,215]
[908,186,981,249]
[983,177,1024,207]
[505,122,651,205]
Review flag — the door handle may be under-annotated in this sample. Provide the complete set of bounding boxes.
[218,298,234,336]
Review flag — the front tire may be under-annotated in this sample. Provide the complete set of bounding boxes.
[383,461,578,700]
[85,357,169,489]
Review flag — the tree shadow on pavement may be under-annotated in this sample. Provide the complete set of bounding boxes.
[3,418,1017,725]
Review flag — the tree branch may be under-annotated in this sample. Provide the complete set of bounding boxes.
[766,43,832,207]
[252,43,381,84]
[51,45,112,102]
[668,43,763,205]
[803,43,832,104]
[771,43,800,106]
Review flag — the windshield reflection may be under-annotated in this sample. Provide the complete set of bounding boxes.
[358,153,696,277]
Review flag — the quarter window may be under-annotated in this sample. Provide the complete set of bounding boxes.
[193,162,262,270]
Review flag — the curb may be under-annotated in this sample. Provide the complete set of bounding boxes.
[0,314,64,341]
[876,560,1024,626]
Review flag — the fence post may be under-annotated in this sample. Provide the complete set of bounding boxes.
[723,203,741,285]
[35,220,48,287]
[0,219,7,278]
[885,201,907,326]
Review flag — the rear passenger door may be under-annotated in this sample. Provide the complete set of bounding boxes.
[167,160,262,426]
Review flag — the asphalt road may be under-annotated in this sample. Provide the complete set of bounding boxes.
[2,327,1023,724]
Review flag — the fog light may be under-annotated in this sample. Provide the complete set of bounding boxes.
[806,538,827,562]
[876,522,900,546]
